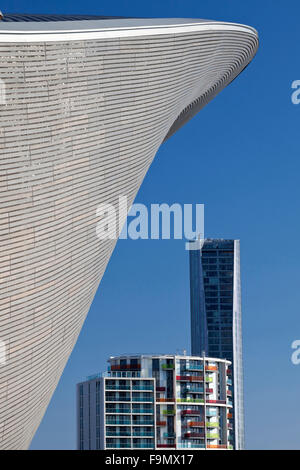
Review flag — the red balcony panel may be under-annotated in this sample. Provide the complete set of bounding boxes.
[181,410,201,416]
[156,397,175,403]
[156,387,165,392]
[206,388,213,394]
[157,421,167,426]
[207,399,226,405]
[184,432,205,439]
[176,375,204,382]
[227,390,232,396]
[111,364,141,371]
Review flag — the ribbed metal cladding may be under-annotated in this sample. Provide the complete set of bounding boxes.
[0,21,258,449]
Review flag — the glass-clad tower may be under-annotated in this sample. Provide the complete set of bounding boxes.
[189,239,244,450]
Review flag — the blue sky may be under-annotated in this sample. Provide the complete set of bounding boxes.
[3,0,300,450]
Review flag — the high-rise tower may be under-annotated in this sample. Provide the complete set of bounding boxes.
[189,239,244,449]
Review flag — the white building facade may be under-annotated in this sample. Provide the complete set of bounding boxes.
[0,14,258,449]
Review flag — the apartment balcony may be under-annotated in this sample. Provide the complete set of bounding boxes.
[132,408,153,414]
[106,431,131,437]
[132,397,154,402]
[206,433,219,439]
[106,443,131,449]
[226,379,232,386]
[106,420,131,425]
[177,398,204,404]
[106,385,130,391]
[181,409,201,416]
[207,444,228,449]
[163,432,176,438]
[227,413,233,419]
[206,422,219,428]
[226,369,232,376]
[156,421,167,426]
[184,432,205,439]
[187,421,204,427]
[156,387,165,392]
[132,385,154,391]
[206,409,217,417]
[205,365,218,372]
[205,388,213,394]
[132,421,154,426]
[106,409,131,414]
[106,396,131,402]
[183,387,204,394]
[227,390,232,397]
[157,444,176,449]
[161,363,175,370]
[162,409,175,416]
[111,364,141,371]
[156,398,175,403]
[184,364,204,372]
[179,443,205,449]
[206,399,226,405]
[133,443,154,449]
[176,375,213,383]
[133,431,154,437]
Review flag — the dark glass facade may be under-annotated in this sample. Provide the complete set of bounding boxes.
[189,239,244,449]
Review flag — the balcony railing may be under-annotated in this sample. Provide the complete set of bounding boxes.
[181,410,201,416]
[184,387,204,394]
[111,364,141,371]
[156,398,175,403]
[106,396,130,402]
[162,409,175,416]
[106,409,131,414]
[177,398,204,404]
[206,400,226,405]
[207,444,228,449]
[132,385,154,391]
[133,432,154,437]
[178,443,205,449]
[106,420,131,425]
[163,432,176,438]
[161,363,175,370]
[206,433,219,439]
[227,413,233,419]
[206,409,217,417]
[184,432,205,439]
[157,444,176,448]
[206,422,219,428]
[106,443,131,449]
[184,364,204,371]
[205,366,218,371]
[106,431,131,437]
[133,443,154,449]
[106,385,130,390]
[132,408,153,414]
[132,421,154,426]
[156,386,165,392]
[156,421,167,426]
[187,421,204,427]
[132,397,154,402]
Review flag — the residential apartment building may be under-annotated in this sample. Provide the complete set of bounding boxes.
[77,354,233,450]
